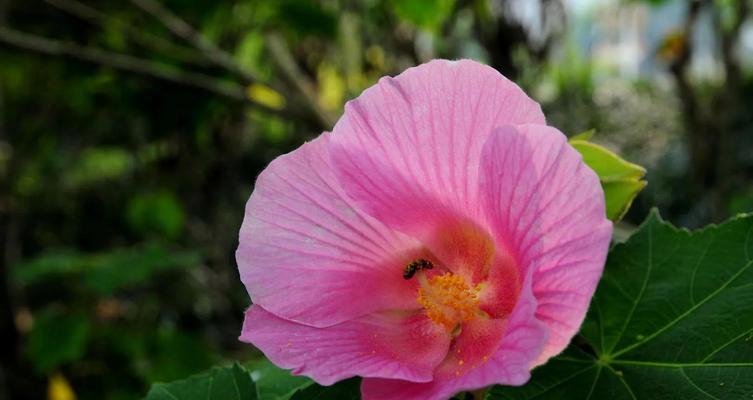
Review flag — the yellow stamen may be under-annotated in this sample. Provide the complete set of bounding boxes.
[417,272,481,330]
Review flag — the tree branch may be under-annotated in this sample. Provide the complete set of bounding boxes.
[0,9,17,400]
[715,0,749,86]
[265,33,336,129]
[44,0,210,67]
[0,26,284,115]
[128,0,261,84]
[708,0,749,220]
[129,0,335,129]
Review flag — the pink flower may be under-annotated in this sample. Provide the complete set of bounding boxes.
[238,59,612,400]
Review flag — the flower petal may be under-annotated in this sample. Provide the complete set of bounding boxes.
[478,124,612,365]
[422,218,497,283]
[435,318,508,379]
[241,305,451,385]
[237,134,421,328]
[361,283,547,400]
[477,251,520,318]
[329,59,545,238]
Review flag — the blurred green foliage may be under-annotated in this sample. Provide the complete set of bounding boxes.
[126,192,185,239]
[391,0,456,31]
[64,147,133,188]
[14,244,199,295]
[28,309,89,374]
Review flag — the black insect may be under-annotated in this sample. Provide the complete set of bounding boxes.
[403,258,434,280]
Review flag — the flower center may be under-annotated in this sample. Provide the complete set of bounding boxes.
[417,272,481,331]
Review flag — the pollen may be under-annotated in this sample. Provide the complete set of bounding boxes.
[417,272,481,330]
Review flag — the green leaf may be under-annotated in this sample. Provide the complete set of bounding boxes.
[63,147,133,188]
[390,0,455,31]
[289,378,361,400]
[570,139,647,221]
[602,180,647,223]
[28,309,90,373]
[570,129,595,142]
[491,211,753,399]
[246,358,313,400]
[277,0,337,38]
[570,140,645,181]
[145,330,219,383]
[14,244,200,295]
[146,363,257,400]
[235,32,265,72]
[83,244,199,294]
[13,251,82,285]
[126,191,186,239]
[629,0,671,5]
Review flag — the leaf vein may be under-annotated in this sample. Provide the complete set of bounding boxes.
[612,258,753,358]
[606,364,637,400]
[609,220,654,355]
[689,237,714,305]
[700,326,753,363]
[679,368,720,400]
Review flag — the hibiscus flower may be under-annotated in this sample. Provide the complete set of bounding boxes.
[238,59,612,400]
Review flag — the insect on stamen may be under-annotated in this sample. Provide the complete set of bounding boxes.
[403,258,434,280]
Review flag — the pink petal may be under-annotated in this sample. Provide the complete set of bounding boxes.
[329,59,545,240]
[477,251,520,319]
[237,134,422,328]
[434,318,508,379]
[361,282,548,400]
[241,305,451,385]
[421,218,498,283]
[478,124,612,365]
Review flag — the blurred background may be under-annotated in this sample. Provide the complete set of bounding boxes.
[0,0,752,398]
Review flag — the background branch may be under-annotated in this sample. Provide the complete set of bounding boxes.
[0,27,287,115]
[266,33,336,129]
[128,0,261,85]
[45,0,210,67]
[128,0,333,129]
[709,0,750,220]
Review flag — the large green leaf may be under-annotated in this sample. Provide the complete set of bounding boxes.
[144,330,219,383]
[570,138,647,222]
[145,361,322,400]
[289,378,361,400]
[246,357,313,400]
[491,211,753,399]
[146,363,256,400]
